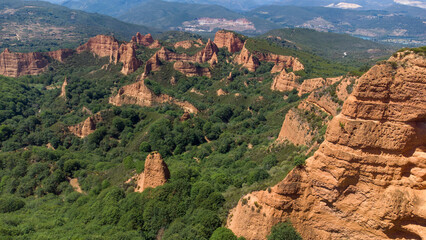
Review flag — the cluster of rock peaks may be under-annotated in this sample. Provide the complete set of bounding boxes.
[227,51,426,239]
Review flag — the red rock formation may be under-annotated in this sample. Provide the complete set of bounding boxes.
[76,35,120,63]
[148,40,162,49]
[298,77,326,96]
[173,61,211,77]
[276,109,314,146]
[118,43,141,75]
[227,51,426,240]
[47,49,75,62]
[217,89,228,96]
[174,40,197,49]
[0,48,49,77]
[270,70,300,92]
[109,74,198,114]
[193,39,219,63]
[306,91,340,116]
[234,44,260,72]
[256,53,304,73]
[144,52,162,74]
[68,112,103,138]
[59,77,67,99]
[141,33,154,46]
[132,152,170,192]
[214,30,245,53]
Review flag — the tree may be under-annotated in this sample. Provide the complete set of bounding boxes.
[267,222,302,240]
[210,227,237,240]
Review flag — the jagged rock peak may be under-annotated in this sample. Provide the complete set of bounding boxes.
[214,30,245,53]
[135,152,170,192]
[227,51,426,240]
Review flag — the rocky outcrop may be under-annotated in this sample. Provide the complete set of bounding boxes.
[214,30,245,53]
[173,61,211,77]
[306,92,340,116]
[144,52,162,75]
[77,35,141,75]
[217,89,228,96]
[0,48,49,77]
[235,44,304,73]
[227,51,426,240]
[276,109,314,146]
[174,40,203,49]
[270,71,300,92]
[118,43,141,75]
[68,112,103,138]
[131,152,170,192]
[59,77,67,98]
[148,40,162,49]
[234,44,260,72]
[109,74,198,114]
[77,35,120,62]
[298,77,326,96]
[47,49,75,62]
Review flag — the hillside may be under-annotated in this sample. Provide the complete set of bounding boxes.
[248,5,426,45]
[261,28,396,66]
[117,0,276,33]
[0,0,155,52]
[0,29,369,239]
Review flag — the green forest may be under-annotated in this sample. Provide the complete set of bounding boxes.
[0,31,374,239]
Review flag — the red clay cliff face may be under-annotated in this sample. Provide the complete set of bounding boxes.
[68,112,103,138]
[276,109,314,146]
[0,48,49,77]
[173,61,211,77]
[109,74,198,114]
[227,52,426,240]
[214,30,245,53]
[270,70,300,92]
[132,152,170,192]
[77,35,141,75]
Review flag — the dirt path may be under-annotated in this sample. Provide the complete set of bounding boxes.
[69,178,84,194]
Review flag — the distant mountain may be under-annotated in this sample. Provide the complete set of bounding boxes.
[0,0,155,52]
[248,5,426,45]
[62,0,147,17]
[261,28,396,65]
[117,0,277,34]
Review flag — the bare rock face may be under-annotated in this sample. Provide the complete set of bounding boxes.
[256,53,305,73]
[270,70,300,92]
[276,109,314,146]
[118,43,141,75]
[68,112,103,138]
[173,61,211,77]
[234,44,260,72]
[174,40,203,49]
[0,48,49,77]
[298,77,326,96]
[148,40,162,49]
[217,88,228,96]
[47,49,75,62]
[144,52,162,75]
[194,39,219,63]
[306,91,340,116]
[132,152,170,192]
[59,77,68,99]
[214,30,245,53]
[77,35,120,62]
[109,74,198,114]
[227,51,426,240]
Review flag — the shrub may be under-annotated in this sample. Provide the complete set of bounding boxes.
[0,196,25,213]
[267,222,302,240]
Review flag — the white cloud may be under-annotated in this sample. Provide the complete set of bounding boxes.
[394,0,426,9]
[326,2,363,9]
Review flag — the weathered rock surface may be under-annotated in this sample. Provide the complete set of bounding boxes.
[270,71,300,92]
[174,40,203,49]
[77,35,141,75]
[298,77,326,96]
[227,52,426,240]
[306,91,340,116]
[234,44,260,72]
[214,30,245,53]
[132,152,170,192]
[0,48,49,77]
[47,49,75,62]
[235,43,304,73]
[118,43,141,75]
[173,61,211,77]
[148,40,162,49]
[68,112,103,138]
[276,109,314,146]
[59,77,68,99]
[109,74,198,114]
[217,88,228,96]
[77,35,120,62]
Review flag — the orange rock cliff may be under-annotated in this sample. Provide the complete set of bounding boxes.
[227,51,426,240]
[214,30,245,53]
[130,152,170,192]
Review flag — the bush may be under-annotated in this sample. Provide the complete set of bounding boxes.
[0,196,25,213]
[210,227,237,240]
[267,222,302,240]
